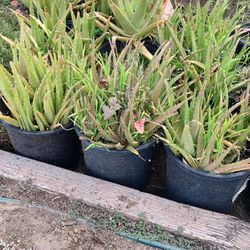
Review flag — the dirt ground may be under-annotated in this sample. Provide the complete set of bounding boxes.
[0,202,154,250]
[0,177,215,250]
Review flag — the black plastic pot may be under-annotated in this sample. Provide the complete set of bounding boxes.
[99,38,160,56]
[2,122,80,170]
[164,145,250,213]
[0,97,9,115]
[66,19,74,32]
[235,23,250,64]
[246,176,250,199]
[244,140,250,159]
[77,131,155,190]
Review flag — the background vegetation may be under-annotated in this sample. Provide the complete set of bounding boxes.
[0,0,19,150]
[0,1,19,70]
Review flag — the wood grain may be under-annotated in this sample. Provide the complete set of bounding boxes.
[0,150,250,249]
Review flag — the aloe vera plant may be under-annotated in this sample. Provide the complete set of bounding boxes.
[22,0,82,18]
[73,42,185,151]
[95,0,165,40]
[64,1,106,56]
[159,60,250,174]
[12,1,99,57]
[0,35,54,92]
[158,0,249,96]
[155,0,250,174]
[22,0,73,32]
[10,8,67,55]
[0,55,78,131]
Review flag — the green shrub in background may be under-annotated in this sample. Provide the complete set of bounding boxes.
[0,1,19,148]
[0,4,19,71]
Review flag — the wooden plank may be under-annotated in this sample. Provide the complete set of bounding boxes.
[0,150,250,250]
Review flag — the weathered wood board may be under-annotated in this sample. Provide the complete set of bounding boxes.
[0,150,250,250]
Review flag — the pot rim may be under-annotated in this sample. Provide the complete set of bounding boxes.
[164,145,250,179]
[75,127,155,153]
[2,121,73,136]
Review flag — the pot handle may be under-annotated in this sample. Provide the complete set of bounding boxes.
[232,173,250,203]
